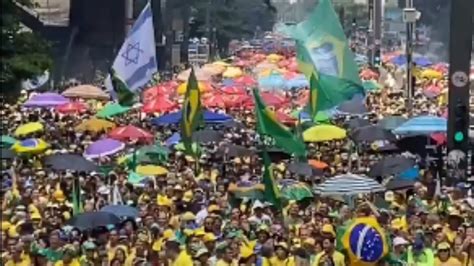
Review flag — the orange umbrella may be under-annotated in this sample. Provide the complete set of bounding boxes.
[62,85,110,100]
[308,160,329,169]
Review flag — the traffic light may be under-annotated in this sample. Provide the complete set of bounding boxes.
[373,49,381,66]
[453,101,468,144]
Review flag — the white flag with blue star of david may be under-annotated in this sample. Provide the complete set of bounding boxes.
[109,2,157,93]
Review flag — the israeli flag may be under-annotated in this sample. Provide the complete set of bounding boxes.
[108,2,157,93]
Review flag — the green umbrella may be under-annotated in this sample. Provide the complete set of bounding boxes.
[314,111,330,123]
[97,103,131,118]
[138,144,169,163]
[363,81,383,92]
[280,179,313,201]
[1,135,17,148]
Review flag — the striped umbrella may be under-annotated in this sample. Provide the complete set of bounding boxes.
[314,174,385,196]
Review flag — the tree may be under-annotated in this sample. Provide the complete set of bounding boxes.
[0,0,52,92]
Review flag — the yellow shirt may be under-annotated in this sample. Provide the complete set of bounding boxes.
[53,259,81,266]
[4,254,31,266]
[172,250,193,266]
[269,256,296,266]
[435,257,462,266]
[313,251,346,266]
[215,259,238,266]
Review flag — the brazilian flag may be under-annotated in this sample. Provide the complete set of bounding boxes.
[180,68,202,156]
[253,88,306,157]
[72,176,83,215]
[109,69,136,107]
[295,0,364,113]
[262,150,282,210]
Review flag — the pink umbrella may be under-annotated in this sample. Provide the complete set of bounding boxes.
[423,85,441,98]
[234,75,256,86]
[143,85,172,102]
[55,102,87,114]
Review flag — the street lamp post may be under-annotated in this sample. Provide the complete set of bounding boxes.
[402,1,417,111]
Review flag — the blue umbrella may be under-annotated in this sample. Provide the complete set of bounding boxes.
[391,55,432,67]
[284,74,309,90]
[101,205,139,218]
[337,95,367,114]
[222,79,234,86]
[258,74,286,90]
[165,132,181,147]
[151,110,233,125]
[393,115,447,135]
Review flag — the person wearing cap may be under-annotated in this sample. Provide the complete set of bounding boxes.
[54,245,80,266]
[406,235,435,266]
[79,241,97,266]
[385,237,409,266]
[193,248,210,266]
[215,241,235,266]
[248,200,272,226]
[435,242,462,266]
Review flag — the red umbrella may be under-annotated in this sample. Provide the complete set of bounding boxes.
[109,125,154,142]
[261,92,288,107]
[142,97,177,114]
[143,85,172,102]
[275,111,296,125]
[234,75,256,86]
[203,94,228,108]
[283,71,300,80]
[55,102,87,114]
[431,133,446,145]
[220,86,246,95]
[423,85,441,98]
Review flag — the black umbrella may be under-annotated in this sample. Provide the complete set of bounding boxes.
[344,117,370,130]
[351,125,396,143]
[1,148,15,160]
[221,120,245,129]
[385,179,416,191]
[287,162,323,177]
[368,156,416,177]
[44,154,99,172]
[377,116,407,130]
[258,147,291,162]
[192,130,224,143]
[67,211,121,230]
[101,205,139,218]
[338,97,368,114]
[218,144,256,158]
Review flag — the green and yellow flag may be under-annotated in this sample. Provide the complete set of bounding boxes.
[262,150,282,209]
[253,88,306,157]
[307,73,318,119]
[295,0,364,113]
[180,68,202,156]
[109,69,136,107]
[72,176,83,215]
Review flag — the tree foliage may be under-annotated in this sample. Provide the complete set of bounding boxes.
[190,0,275,54]
[0,0,52,87]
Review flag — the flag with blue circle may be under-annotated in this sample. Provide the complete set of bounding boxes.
[108,2,157,102]
[342,217,388,266]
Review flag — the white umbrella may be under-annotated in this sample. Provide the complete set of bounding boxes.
[314,174,385,196]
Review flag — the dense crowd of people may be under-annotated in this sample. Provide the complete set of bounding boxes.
[1,48,473,266]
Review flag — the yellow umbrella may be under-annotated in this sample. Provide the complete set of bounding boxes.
[136,165,168,176]
[303,125,347,142]
[177,68,212,81]
[202,64,226,75]
[177,82,210,95]
[14,122,44,137]
[75,118,116,132]
[420,69,443,79]
[267,53,282,62]
[12,138,49,154]
[222,67,243,78]
[212,61,230,67]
